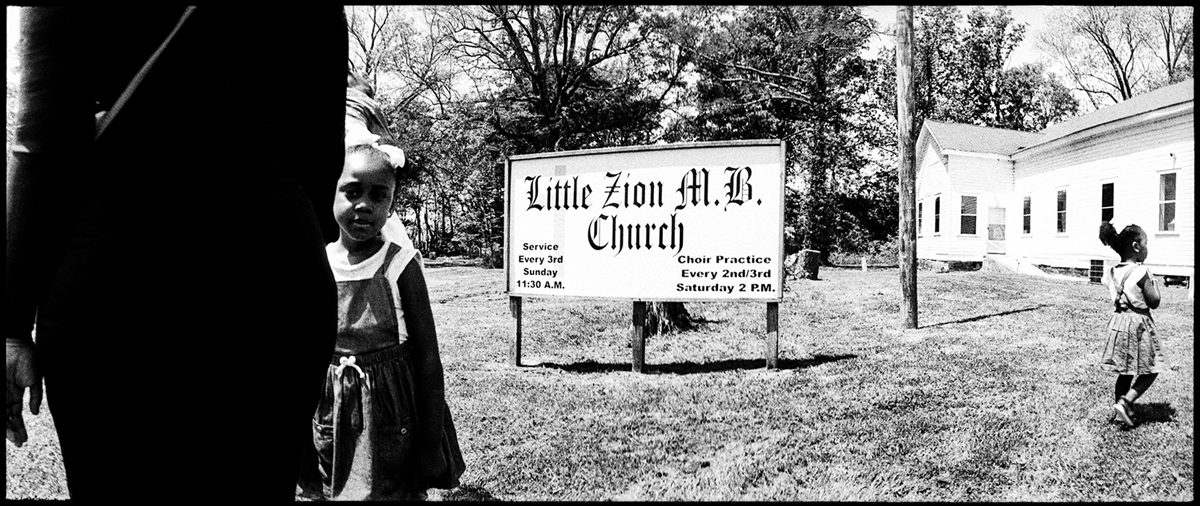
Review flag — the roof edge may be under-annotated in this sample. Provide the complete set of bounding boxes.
[1015,101,1194,156]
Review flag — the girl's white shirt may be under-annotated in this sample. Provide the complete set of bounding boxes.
[381,214,415,251]
[326,237,422,344]
[1106,263,1152,310]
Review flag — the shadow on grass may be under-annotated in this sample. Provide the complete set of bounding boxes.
[923,304,1046,328]
[442,484,500,501]
[534,353,857,375]
[1134,402,1177,425]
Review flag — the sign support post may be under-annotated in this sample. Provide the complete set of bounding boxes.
[509,296,523,366]
[766,302,779,369]
[632,301,647,373]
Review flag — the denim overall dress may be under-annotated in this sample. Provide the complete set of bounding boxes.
[1100,263,1165,375]
[305,243,422,500]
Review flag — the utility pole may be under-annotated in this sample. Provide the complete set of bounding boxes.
[896,6,918,329]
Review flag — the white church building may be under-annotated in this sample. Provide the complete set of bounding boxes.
[914,79,1194,287]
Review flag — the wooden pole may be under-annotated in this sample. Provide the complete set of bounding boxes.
[896,6,919,329]
[766,302,779,369]
[632,301,647,373]
[509,296,523,366]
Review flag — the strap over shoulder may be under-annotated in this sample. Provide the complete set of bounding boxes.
[382,241,421,286]
[1111,264,1143,307]
[95,7,196,141]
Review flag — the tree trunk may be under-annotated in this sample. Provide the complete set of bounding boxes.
[422,206,433,254]
[645,302,698,336]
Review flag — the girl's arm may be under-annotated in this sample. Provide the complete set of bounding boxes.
[396,259,449,482]
[1138,269,1161,309]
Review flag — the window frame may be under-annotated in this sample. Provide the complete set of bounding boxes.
[1100,181,1115,223]
[917,201,923,237]
[959,194,979,236]
[933,195,941,235]
[1022,195,1031,235]
[1055,188,1068,235]
[1158,171,1178,233]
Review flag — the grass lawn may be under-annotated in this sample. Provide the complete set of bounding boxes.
[7,266,1194,500]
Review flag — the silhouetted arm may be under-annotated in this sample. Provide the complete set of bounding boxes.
[6,6,92,446]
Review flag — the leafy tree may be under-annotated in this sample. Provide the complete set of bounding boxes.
[868,6,1079,139]
[344,6,507,258]
[993,63,1079,131]
[458,160,505,267]
[669,5,879,264]
[443,5,701,333]
[959,7,1027,124]
[913,6,968,122]
[441,5,684,153]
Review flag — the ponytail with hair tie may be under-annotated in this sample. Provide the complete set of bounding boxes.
[1098,220,1147,259]
[1099,221,1118,247]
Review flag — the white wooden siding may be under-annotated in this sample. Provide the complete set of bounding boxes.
[915,150,1014,261]
[916,142,949,201]
[915,109,1192,273]
[1009,111,1194,275]
[945,152,1015,195]
[915,142,952,259]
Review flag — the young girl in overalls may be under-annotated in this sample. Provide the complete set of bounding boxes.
[298,143,465,500]
[1098,222,1164,427]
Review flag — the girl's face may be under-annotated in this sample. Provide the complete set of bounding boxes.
[334,151,396,247]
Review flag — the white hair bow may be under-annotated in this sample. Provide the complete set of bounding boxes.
[374,143,406,169]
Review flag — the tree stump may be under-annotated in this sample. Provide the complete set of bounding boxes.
[646,302,696,335]
[799,249,821,280]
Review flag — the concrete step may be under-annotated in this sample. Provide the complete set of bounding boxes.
[983,254,1086,282]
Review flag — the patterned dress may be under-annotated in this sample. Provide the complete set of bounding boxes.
[1099,263,1166,375]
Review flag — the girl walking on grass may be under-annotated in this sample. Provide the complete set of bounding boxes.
[297,143,465,500]
[1098,222,1164,428]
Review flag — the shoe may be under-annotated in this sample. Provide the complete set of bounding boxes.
[1112,400,1135,427]
[1107,398,1124,423]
